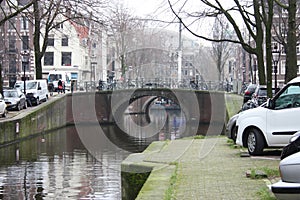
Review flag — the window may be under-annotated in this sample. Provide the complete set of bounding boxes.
[22,36,29,50]
[54,23,63,29]
[21,16,28,30]
[9,55,17,73]
[275,83,300,109]
[8,18,15,30]
[47,37,54,46]
[61,52,72,66]
[44,52,54,66]
[62,36,68,46]
[281,60,286,75]
[8,35,16,51]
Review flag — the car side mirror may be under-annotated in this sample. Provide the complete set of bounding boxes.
[38,86,42,90]
[266,98,274,109]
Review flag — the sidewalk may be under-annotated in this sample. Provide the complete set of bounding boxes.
[123,137,280,199]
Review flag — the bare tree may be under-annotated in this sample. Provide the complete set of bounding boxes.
[0,0,33,26]
[274,0,299,83]
[211,16,233,84]
[168,0,276,97]
[106,1,146,79]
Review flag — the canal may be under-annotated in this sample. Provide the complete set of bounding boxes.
[0,104,190,199]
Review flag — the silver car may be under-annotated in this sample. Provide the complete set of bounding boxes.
[3,89,27,111]
[271,151,300,200]
[0,93,8,117]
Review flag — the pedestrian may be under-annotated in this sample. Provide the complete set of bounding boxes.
[58,79,63,94]
[48,83,54,96]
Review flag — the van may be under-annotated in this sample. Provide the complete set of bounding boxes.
[14,79,49,105]
[47,71,71,92]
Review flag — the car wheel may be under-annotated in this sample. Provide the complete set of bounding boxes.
[247,128,265,155]
[17,103,21,111]
[23,101,27,109]
[2,109,7,118]
[231,125,237,143]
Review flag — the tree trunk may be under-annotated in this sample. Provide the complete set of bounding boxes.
[0,63,2,95]
[265,0,274,98]
[254,0,266,86]
[33,0,42,79]
[285,0,297,83]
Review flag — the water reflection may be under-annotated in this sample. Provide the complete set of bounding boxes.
[0,107,187,199]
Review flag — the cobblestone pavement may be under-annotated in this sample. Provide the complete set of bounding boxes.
[171,137,280,199]
[136,136,281,199]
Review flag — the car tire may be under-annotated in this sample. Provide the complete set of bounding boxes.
[23,101,27,109]
[247,128,265,155]
[231,125,237,143]
[2,109,7,118]
[17,103,21,111]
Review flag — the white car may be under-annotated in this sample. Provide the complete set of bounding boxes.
[270,151,300,200]
[0,93,8,118]
[236,76,300,155]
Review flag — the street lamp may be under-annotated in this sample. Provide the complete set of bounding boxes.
[272,45,281,92]
[21,52,30,94]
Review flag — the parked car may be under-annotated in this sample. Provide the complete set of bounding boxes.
[15,79,49,106]
[252,85,277,106]
[236,76,300,155]
[281,131,300,160]
[0,93,8,118]
[270,151,300,200]
[3,89,27,111]
[226,102,267,143]
[243,84,257,103]
[226,113,239,142]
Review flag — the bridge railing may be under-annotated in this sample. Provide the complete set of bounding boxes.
[75,78,233,92]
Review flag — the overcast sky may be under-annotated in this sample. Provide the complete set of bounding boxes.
[123,0,166,17]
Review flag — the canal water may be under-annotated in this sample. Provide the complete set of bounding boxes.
[0,105,190,199]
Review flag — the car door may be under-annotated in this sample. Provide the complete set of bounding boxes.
[266,83,300,146]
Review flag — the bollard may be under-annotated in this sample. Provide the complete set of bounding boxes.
[16,122,19,134]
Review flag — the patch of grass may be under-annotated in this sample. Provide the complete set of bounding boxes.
[260,167,280,179]
[164,162,178,200]
[193,135,205,139]
[247,167,280,180]
[257,187,277,200]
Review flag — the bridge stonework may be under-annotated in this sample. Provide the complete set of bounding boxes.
[67,89,226,136]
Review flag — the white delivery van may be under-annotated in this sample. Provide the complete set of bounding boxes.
[14,79,49,106]
[47,71,71,92]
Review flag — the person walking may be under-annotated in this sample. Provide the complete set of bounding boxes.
[58,79,63,94]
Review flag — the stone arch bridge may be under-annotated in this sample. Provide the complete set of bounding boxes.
[66,88,226,136]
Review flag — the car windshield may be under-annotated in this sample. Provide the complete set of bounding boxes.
[49,74,62,82]
[275,83,300,109]
[257,89,267,96]
[4,91,18,98]
[27,82,37,89]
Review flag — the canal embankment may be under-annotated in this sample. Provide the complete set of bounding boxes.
[0,94,67,146]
